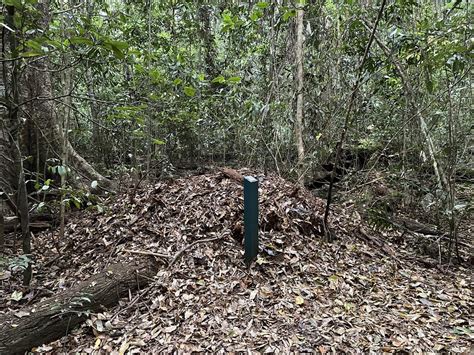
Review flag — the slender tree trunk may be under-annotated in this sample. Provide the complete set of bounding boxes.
[323,0,387,241]
[295,4,305,185]
[59,0,73,240]
[0,210,4,253]
[4,5,32,284]
[368,28,448,191]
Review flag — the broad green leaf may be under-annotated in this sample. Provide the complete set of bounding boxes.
[108,40,129,50]
[227,76,241,84]
[250,11,262,21]
[25,39,42,51]
[256,2,269,9]
[173,78,183,85]
[282,10,296,21]
[110,45,124,59]
[183,86,196,97]
[212,75,225,84]
[21,51,43,57]
[69,37,93,46]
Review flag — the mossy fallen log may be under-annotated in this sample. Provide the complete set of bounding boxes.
[0,260,155,355]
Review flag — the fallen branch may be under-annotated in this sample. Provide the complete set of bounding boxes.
[169,236,223,268]
[122,249,169,259]
[4,214,59,233]
[122,236,224,269]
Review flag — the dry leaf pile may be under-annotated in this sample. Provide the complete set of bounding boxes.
[1,170,472,353]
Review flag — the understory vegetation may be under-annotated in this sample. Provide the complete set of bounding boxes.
[0,0,472,353]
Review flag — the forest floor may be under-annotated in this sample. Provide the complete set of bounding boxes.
[0,168,472,353]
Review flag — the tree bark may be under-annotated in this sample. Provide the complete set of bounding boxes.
[20,2,112,190]
[0,211,4,253]
[295,5,305,185]
[3,5,32,284]
[0,260,156,355]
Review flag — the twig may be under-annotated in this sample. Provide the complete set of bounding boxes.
[109,285,152,322]
[123,249,169,259]
[168,236,223,268]
[123,236,224,268]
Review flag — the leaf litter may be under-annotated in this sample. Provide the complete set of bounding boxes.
[0,169,472,353]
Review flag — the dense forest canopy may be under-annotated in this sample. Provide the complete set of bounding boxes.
[0,0,472,353]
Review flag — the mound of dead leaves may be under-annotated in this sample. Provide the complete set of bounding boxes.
[1,169,472,353]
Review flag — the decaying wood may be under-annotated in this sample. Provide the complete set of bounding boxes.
[220,167,244,182]
[0,260,156,355]
[391,215,441,235]
[3,214,59,233]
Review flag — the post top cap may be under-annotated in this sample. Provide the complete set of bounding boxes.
[244,176,258,183]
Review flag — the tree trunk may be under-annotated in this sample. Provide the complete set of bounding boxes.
[0,260,156,355]
[295,5,305,185]
[3,5,32,284]
[0,211,4,252]
[21,2,112,190]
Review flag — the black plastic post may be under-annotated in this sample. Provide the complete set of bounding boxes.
[244,176,258,265]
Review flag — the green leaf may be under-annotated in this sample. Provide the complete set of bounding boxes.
[282,10,296,21]
[158,31,171,40]
[111,45,124,59]
[25,39,42,51]
[211,75,225,84]
[183,86,196,97]
[227,76,241,84]
[256,2,269,9]
[108,40,129,50]
[250,11,262,21]
[4,0,22,8]
[72,196,81,209]
[173,78,183,85]
[20,51,43,57]
[152,138,165,145]
[69,36,93,46]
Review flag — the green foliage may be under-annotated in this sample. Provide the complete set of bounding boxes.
[6,0,470,194]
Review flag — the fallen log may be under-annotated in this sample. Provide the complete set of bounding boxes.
[4,213,60,233]
[220,167,244,183]
[391,215,441,235]
[0,260,156,355]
